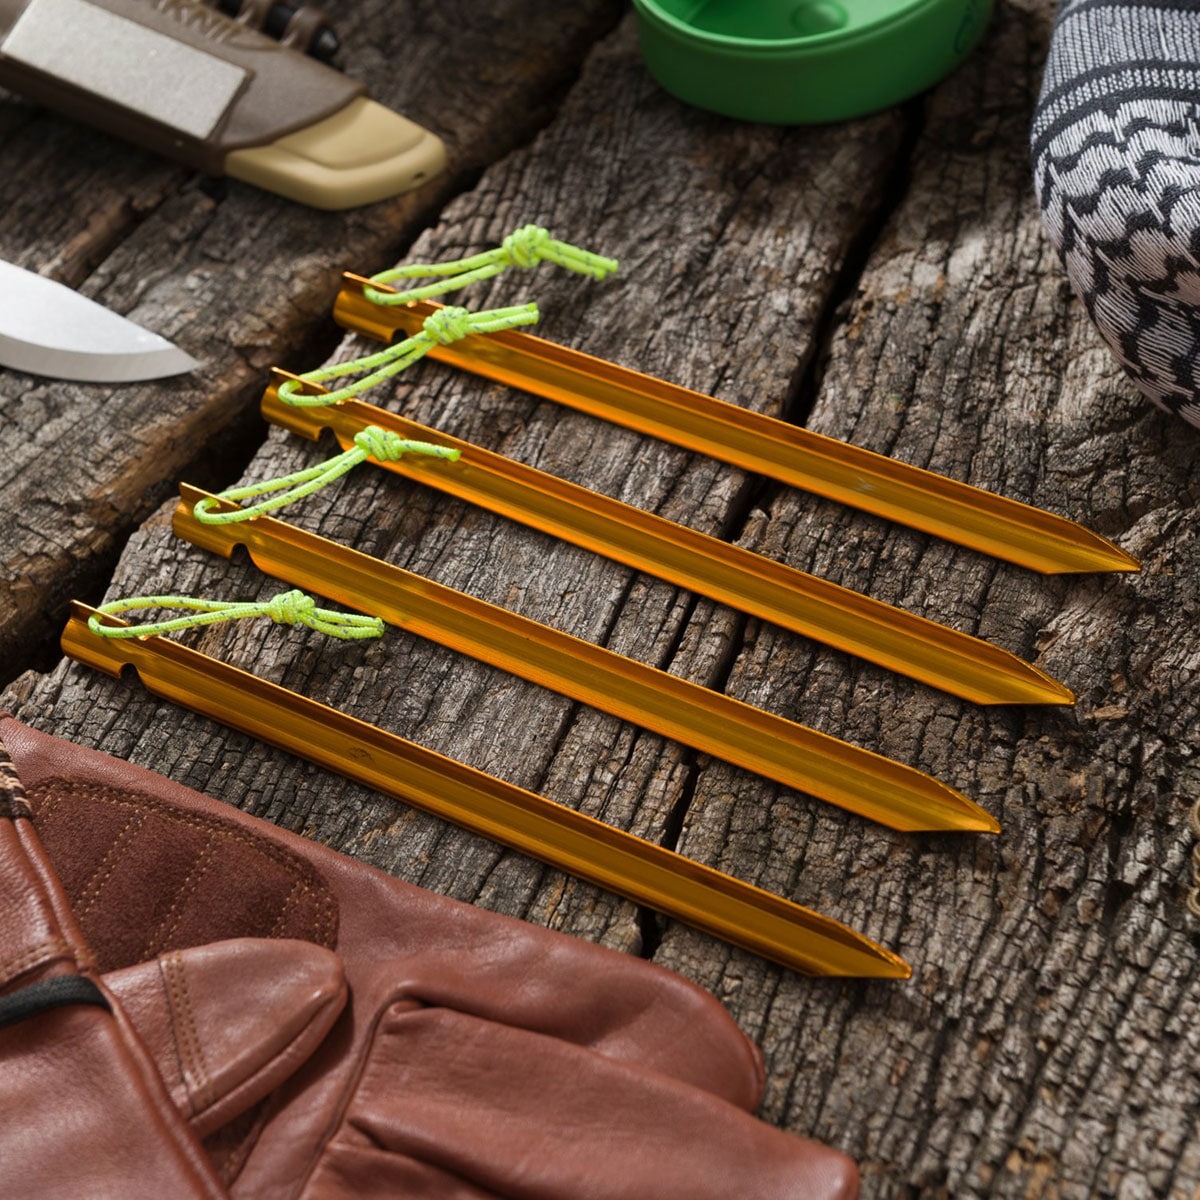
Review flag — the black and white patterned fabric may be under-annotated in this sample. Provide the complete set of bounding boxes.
[1031,0,1200,428]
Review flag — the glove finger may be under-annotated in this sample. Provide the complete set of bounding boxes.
[336,934,764,1106]
[301,1004,858,1200]
[1,995,236,1200]
[106,937,347,1138]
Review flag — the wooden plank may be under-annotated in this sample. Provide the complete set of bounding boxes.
[0,0,626,681]
[2,9,904,961]
[647,1,1200,1196]
[12,0,1194,1195]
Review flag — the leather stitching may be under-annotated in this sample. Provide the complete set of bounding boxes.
[267,878,303,939]
[205,1100,272,1186]
[0,937,73,985]
[164,949,212,1113]
[142,835,217,961]
[27,779,338,949]
[35,789,60,820]
[72,810,145,918]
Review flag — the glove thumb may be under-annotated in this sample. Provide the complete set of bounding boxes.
[106,937,347,1138]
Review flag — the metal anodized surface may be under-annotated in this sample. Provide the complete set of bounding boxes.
[62,601,912,980]
[261,374,1073,708]
[175,484,1000,834]
[334,279,1138,575]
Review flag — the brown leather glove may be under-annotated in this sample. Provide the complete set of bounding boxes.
[0,740,229,1200]
[2,714,860,1200]
[104,937,347,1139]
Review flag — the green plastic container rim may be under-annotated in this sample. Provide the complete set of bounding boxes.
[636,0,953,53]
[634,0,992,124]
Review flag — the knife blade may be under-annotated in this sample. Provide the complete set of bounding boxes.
[0,258,200,382]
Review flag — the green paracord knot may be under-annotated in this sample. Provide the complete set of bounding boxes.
[87,590,384,641]
[362,224,620,307]
[194,425,460,526]
[278,226,616,411]
[278,303,539,409]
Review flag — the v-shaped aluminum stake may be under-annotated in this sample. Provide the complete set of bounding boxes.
[176,484,998,834]
[62,601,911,980]
[261,374,1072,709]
[334,278,1138,576]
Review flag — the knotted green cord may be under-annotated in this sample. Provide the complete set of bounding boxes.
[278,227,617,410]
[362,224,619,307]
[278,304,540,408]
[194,425,460,526]
[88,590,384,640]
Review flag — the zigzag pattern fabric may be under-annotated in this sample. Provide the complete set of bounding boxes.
[1031,0,1200,428]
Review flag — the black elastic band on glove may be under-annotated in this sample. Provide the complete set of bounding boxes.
[0,975,110,1030]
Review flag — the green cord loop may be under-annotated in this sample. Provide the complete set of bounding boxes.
[362,224,619,307]
[278,303,539,408]
[193,425,460,526]
[87,589,384,641]
[277,226,616,410]
[93,228,616,643]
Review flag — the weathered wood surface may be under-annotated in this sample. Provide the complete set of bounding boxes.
[0,0,626,682]
[5,1,1200,1197]
[646,1,1200,1195]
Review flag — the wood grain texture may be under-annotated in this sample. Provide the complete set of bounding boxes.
[3,12,904,940]
[5,1,1199,1197]
[0,0,626,682]
[646,1,1200,1197]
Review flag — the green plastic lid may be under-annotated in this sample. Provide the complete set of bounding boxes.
[634,0,992,124]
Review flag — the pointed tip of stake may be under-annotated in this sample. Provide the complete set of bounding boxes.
[826,940,912,980]
[914,785,1000,835]
[1102,543,1142,572]
[793,910,914,979]
[1035,677,1076,707]
[921,804,1000,835]
[875,955,914,981]
[1053,537,1141,575]
[942,781,1001,834]
[961,807,1002,835]
[957,659,1076,707]
[988,667,1075,708]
